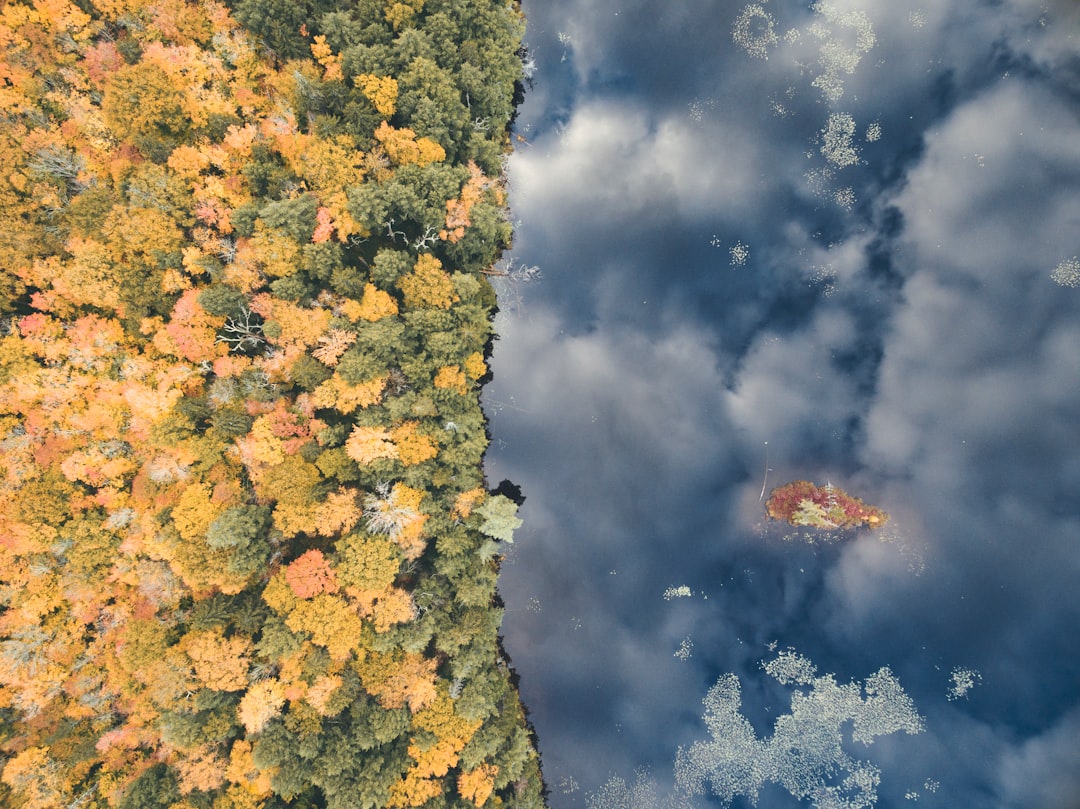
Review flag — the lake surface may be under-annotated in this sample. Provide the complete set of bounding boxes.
[484,1,1080,807]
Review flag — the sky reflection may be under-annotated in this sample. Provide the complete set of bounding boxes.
[486,1,1080,806]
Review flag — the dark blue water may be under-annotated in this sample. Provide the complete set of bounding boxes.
[486,2,1080,806]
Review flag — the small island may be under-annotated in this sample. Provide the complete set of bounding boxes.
[765,480,888,530]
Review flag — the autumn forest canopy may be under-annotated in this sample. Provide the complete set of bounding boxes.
[0,1,545,808]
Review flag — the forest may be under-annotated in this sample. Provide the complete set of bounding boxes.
[0,1,546,808]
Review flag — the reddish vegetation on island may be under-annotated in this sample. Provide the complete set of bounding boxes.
[765,480,888,530]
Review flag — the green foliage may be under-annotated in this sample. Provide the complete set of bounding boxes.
[476,494,522,543]
[290,353,334,390]
[369,248,413,288]
[103,63,190,159]
[199,284,246,317]
[117,763,180,809]
[260,195,320,242]
[211,406,255,437]
[233,0,334,59]
[206,505,272,550]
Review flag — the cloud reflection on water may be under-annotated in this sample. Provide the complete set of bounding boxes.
[486,0,1080,806]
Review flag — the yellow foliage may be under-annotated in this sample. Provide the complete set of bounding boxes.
[182,629,252,691]
[246,414,286,466]
[355,74,399,117]
[51,239,122,313]
[385,0,425,30]
[311,373,387,414]
[272,500,320,539]
[463,351,487,381]
[354,650,437,712]
[305,674,344,716]
[392,421,438,466]
[371,587,416,632]
[295,135,365,191]
[215,784,269,809]
[345,424,398,465]
[405,687,482,780]
[310,35,343,82]
[374,121,445,167]
[335,533,400,593]
[168,144,212,180]
[388,771,443,808]
[399,254,458,310]
[459,763,499,807]
[237,679,285,735]
[434,364,468,395]
[172,482,225,541]
[1,746,68,809]
[226,740,274,796]
[315,488,362,536]
[285,594,363,661]
[250,222,301,278]
[251,294,332,348]
[345,282,399,322]
[390,483,425,514]
[261,571,298,616]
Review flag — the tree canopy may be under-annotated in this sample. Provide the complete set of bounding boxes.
[0,1,543,807]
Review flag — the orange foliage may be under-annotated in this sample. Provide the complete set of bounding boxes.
[181,629,252,691]
[176,744,228,794]
[284,550,339,599]
[370,587,416,632]
[434,364,468,395]
[458,763,499,807]
[315,488,362,536]
[305,673,344,717]
[311,328,357,366]
[312,205,335,243]
[452,488,486,520]
[0,0,538,803]
[155,289,227,364]
[440,163,496,243]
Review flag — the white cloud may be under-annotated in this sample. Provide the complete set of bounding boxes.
[726,307,862,453]
[996,704,1080,807]
[894,80,1080,280]
[510,100,768,225]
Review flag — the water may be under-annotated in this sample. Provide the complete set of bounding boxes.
[486,1,1080,806]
